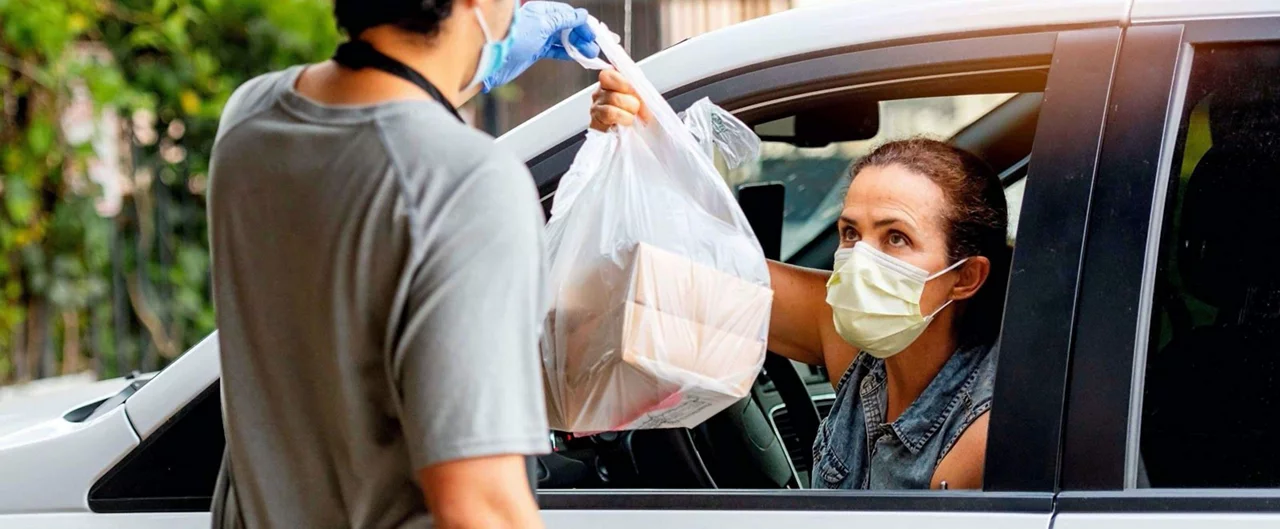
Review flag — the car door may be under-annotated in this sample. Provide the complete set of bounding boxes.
[529,26,1121,529]
[1052,8,1280,529]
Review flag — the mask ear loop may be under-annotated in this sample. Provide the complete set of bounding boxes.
[925,257,969,281]
[472,6,496,42]
[922,257,971,318]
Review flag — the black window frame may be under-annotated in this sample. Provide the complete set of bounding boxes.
[534,26,1121,513]
[1056,15,1280,512]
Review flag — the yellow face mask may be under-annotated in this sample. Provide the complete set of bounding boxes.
[825,242,966,358]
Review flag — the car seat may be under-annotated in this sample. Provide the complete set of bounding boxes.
[1141,90,1280,488]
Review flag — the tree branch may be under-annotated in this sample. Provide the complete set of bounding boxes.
[125,273,179,359]
[0,49,53,90]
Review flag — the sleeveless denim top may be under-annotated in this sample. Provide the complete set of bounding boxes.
[810,343,997,489]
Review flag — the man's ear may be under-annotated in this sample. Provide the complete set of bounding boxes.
[950,256,990,302]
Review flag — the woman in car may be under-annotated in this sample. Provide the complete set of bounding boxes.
[590,70,1011,490]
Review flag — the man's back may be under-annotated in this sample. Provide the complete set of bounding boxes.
[208,66,549,528]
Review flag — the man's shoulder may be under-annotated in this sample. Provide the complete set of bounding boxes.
[376,108,533,195]
[216,67,299,142]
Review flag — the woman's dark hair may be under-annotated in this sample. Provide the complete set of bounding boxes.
[335,0,456,39]
[850,138,1012,347]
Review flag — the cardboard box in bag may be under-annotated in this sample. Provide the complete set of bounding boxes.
[547,242,772,433]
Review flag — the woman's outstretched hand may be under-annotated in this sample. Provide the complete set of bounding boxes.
[589,69,646,131]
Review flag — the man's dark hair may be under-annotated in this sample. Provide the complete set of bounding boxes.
[334,0,457,39]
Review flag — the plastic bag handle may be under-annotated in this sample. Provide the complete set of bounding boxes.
[562,15,756,232]
[561,20,612,70]
[572,17,737,196]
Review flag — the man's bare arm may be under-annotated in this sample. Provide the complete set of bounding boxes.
[418,454,543,529]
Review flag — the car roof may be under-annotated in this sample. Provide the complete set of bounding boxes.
[1131,0,1280,23]
[496,0,1129,162]
[497,0,1280,164]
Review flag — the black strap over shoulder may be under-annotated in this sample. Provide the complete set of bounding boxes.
[332,40,464,124]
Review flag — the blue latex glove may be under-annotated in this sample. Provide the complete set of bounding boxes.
[482,1,601,92]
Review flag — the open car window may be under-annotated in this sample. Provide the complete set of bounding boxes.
[726,94,1021,261]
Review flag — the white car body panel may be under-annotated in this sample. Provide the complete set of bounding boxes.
[1131,0,1280,23]
[0,405,138,513]
[0,376,135,439]
[0,512,209,528]
[541,510,1051,528]
[0,510,1047,528]
[1054,513,1280,529]
[123,333,220,438]
[495,0,1129,163]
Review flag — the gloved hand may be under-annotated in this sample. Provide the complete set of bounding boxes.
[482,1,601,92]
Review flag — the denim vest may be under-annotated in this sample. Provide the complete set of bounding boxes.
[810,343,997,489]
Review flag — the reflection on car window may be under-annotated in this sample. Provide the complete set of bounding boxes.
[1140,43,1280,488]
[1002,168,1028,245]
[726,94,1017,260]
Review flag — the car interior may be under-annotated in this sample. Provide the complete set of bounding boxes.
[1141,43,1280,489]
[538,70,1046,490]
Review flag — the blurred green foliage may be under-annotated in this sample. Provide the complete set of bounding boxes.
[0,0,338,382]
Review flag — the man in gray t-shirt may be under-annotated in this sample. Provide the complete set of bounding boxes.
[207,1,598,527]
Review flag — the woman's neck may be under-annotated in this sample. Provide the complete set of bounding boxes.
[882,310,958,423]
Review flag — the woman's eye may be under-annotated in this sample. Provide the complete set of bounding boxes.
[841,226,859,242]
[888,232,909,247]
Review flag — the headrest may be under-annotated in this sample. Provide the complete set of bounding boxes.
[1178,98,1280,308]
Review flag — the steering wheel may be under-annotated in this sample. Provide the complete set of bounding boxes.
[674,184,823,488]
[681,352,821,488]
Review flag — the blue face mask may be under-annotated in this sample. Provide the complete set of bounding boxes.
[466,0,520,91]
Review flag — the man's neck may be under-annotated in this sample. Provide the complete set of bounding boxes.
[360,25,478,107]
[294,24,482,109]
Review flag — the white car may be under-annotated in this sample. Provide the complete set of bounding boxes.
[5,0,1280,527]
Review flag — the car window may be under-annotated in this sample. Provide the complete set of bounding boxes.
[89,382,223,511]
[1002,174,1026,244]
[1139,42,1280,488]
[726,94,1018,260]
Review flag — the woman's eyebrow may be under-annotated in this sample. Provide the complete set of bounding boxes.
[840,215,918,229]
[873,217,912,229]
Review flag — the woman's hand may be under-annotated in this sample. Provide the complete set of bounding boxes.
[589,69,646,131]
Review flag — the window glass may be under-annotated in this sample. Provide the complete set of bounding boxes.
[726,94,1018,260]
[1003,175,1027,245]
[1140,43,1280,488]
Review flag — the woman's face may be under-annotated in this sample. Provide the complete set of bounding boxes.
[838,163,960,315]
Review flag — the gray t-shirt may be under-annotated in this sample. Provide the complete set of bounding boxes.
[207,66,550,528]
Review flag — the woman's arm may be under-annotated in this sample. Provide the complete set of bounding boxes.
[930,412,990,490]
[765,261,829,365]
[767,262,859,382]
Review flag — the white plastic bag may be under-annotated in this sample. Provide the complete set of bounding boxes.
[541,18,772,433]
